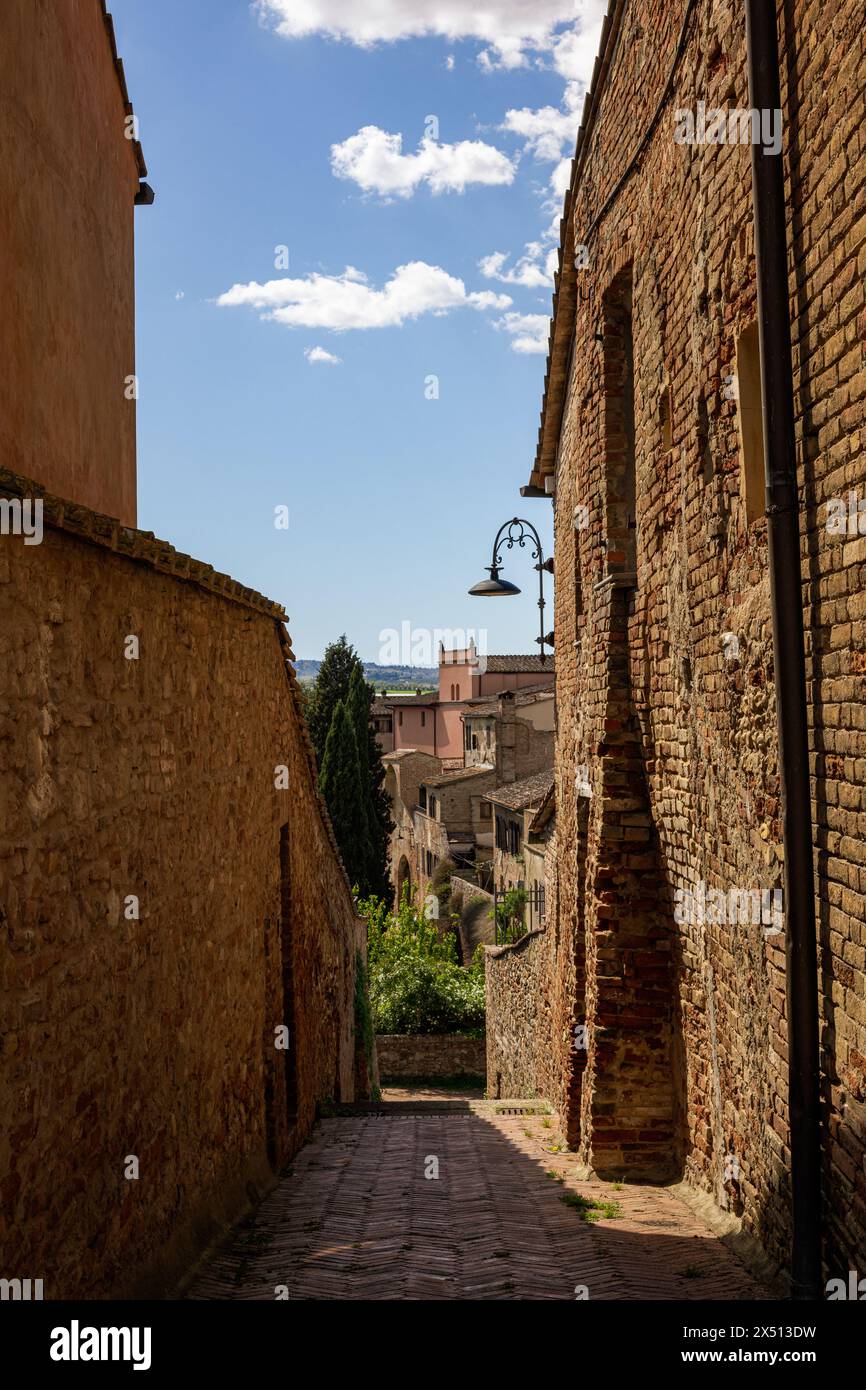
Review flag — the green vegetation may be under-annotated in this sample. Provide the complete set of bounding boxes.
[318,700,372,889]
[492,887,528,943]
[308,635,392,898]
[358,891,485,1036]
[559,1192,623,1222]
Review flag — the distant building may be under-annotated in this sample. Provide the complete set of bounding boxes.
[376,643,553,763]
[383,685,555,908]
[486,771,555,933]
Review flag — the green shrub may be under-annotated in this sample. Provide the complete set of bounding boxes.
[357,891,485,1036]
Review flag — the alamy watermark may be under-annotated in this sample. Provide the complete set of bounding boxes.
[378,623,488,673]
[0,497,43,545]
[826,1270,866,1299]
[674,103,782,157]
[1,1277,43,1300]
[826,490,866,536]
[674,880,783,936]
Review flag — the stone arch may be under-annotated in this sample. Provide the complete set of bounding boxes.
[396,855,412,906]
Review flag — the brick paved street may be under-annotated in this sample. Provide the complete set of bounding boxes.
[187,1102,771,1300]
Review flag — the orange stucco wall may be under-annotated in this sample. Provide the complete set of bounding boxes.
[0,0,140,525]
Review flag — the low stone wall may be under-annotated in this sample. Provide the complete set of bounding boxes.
[376,1034,486,1079]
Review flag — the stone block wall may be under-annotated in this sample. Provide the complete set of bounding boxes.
[376,1034,486,1080]
[485,933,550,1099]
[0,471,364,1297]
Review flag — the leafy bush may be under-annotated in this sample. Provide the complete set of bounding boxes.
[492,886,528,943]
[358,891,485,1036]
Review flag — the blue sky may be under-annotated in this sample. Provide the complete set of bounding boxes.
[110,0,604,661]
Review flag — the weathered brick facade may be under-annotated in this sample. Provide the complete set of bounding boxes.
[0,471,366,1298]
[487,0,866,1281]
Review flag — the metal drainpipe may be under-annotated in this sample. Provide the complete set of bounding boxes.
[744,1,822,1299]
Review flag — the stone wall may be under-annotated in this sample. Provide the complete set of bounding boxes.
[485,934,549,1100]
[0,470,365,1298]
[376,1034,486,1080]
[494,0,866,1278]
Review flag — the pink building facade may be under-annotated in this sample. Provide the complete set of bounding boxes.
[385,645,554,763]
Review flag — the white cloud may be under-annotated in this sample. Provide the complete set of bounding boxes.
[304,345,342,364]
[479,4,604,295]
[550,155,573,199]
[331,126,516,198]
[495,311,550,354]
[468,289,513,311]
[217,262,510,332]
[550,11,607,81]
[499,3,605,185]
[256,0,582,69]
[445,54,455,70]
[479,244,551,290]
[502,91,581,164]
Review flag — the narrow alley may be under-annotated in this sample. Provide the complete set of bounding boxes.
[186,1099,772,1301]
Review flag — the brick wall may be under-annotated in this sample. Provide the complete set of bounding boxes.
[0,471,365,1297]
[489,0,866,1279]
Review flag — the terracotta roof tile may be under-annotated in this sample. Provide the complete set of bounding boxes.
[486,770,555,812]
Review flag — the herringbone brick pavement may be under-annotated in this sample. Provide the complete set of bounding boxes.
[186,1104,772,1301]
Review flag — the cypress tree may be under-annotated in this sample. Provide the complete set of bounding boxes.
[307,635,359,767]
[307,635,394,897]
[346,664,392,897]
[318,699,372,891]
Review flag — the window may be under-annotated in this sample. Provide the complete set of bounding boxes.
[419,786,427,811]
[480,801,492,820]
[464,723,471,750]
[735,320,765,525]
[398,710,403,727]
[421,711,426,728]
[455,683,460,700]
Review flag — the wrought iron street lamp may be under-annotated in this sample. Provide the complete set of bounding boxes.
[468,516,554,662]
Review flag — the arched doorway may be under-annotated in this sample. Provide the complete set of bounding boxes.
[396,855,412,907]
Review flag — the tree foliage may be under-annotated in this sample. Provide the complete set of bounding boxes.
[318,699,372,890]
[308,635,392,898]
[358,891,485,1036]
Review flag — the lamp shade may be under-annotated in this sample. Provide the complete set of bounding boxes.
[468,566,521,597]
